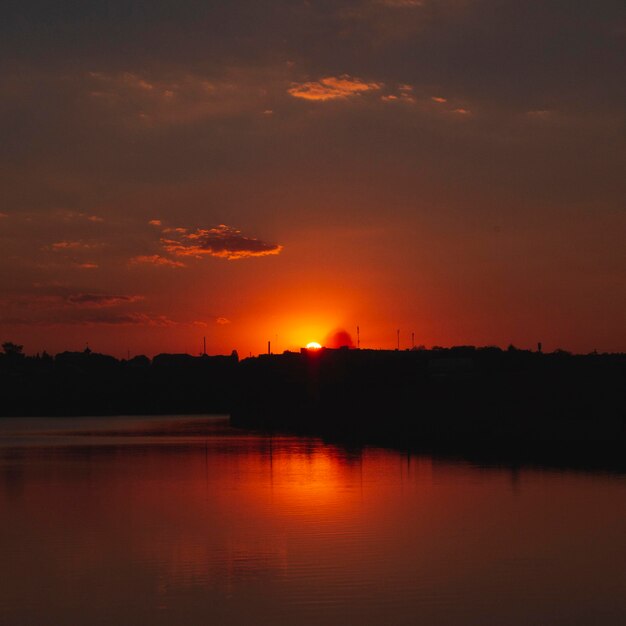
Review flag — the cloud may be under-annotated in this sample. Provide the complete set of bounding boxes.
[54,210,105,223]
[452,108,471,115]
[379,0,424,6]
[77,263,99,269]
[381,84,417,104]
[0,213,8,218]
[432,96,447,103]
[0,291,147,327]
[1,311,180,327]
[78,313,178,327]
[288,75,383,101]
[65,293,144,308]
[129,254,186,268]
[162,227,188,234]
[86,71,259,125]
[216,317,231,325]
[148,219,162,227]
[527,109,553,120]
[161,224,283,260]
[49,240,97,251]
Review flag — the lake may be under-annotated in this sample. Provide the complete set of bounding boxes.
[1,415,625,625]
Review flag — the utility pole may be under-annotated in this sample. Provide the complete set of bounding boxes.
[357,325,360,349]
[397,329,400,350]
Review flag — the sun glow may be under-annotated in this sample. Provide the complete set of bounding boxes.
[306,342,322,350]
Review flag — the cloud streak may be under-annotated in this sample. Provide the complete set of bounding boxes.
[129,255,186,268]
[65,293,144,308]
[77,312,179,327]
[49,241,98,252]
[379,0,424,6]
[86,70,263,126]
[0,312,180,327]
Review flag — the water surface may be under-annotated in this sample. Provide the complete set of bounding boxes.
[1,415,625,625]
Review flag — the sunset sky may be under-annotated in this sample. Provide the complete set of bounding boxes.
[1,0,624,357]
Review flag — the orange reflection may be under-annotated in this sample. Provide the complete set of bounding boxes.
[267,446,355,511]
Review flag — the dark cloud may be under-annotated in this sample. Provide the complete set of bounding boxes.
[0,289,181,328]
[76,312,178,327]
[65,293,144,307]
[0,311,178,327]
[0,291,142,310]
[161,225,283,260]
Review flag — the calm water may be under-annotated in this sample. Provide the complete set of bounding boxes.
[1,416,625,626]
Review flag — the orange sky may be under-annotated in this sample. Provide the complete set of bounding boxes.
[0,1,624,356]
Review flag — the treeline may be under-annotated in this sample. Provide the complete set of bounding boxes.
[0,344,238,416]
[1,342,625,469]
[231,346,626,469]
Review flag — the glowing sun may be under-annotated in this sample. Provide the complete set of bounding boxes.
[306,342,322,350]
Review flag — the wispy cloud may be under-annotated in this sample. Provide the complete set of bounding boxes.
[378,0,424,6]
[54,210,105,223]
[3,312,179,327]
[0,290,144,319]
[288,75,383,101]
[216,317,231,325]
[129,254,186,268]
[49,240,98,252]
[78,312,179,327]
[161,224,283,260]
[87,71,257,125]
[65,293,144,308]
[527,109,553,120]
[381,84,416,104]
[0,290,184,328]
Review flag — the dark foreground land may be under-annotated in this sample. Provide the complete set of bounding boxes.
[1,345,625,471]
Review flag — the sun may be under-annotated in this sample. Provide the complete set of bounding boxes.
[306,342,322,350]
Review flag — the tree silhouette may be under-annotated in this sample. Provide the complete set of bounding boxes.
[2,341,24,356]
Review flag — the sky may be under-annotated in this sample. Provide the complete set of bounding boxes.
[1,0,624,357]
